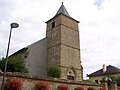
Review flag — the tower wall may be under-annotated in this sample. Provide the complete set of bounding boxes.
[46,14,83,81]
[46,15,61,65]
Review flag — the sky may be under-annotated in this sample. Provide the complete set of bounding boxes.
[0,0,120,79]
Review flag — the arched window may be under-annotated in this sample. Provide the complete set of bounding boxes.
[67,68,76,80]
[52,21,55,28]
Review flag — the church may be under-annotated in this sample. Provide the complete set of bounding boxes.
[11,3,83,81]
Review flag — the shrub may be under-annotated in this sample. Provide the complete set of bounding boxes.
[87,87,96,90]
[109,75,120,86]
[82,79,92,83]
[47,65,61,78]
[75,86,84,90]
[4,77,22,90]
[58,84,69,90]
[34,81,49,90]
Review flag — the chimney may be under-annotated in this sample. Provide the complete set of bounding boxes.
[102,64,107,73]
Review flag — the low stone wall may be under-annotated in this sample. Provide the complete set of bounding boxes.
[0,72,102,90]
[118,86,120,90]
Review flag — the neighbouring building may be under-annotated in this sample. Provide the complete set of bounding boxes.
[88,64,120,83]
[10,3,83,81]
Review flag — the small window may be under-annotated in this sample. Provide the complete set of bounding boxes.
[95,80,98,83]
[52,21,55,28]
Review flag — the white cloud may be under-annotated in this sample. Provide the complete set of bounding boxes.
[0,0,120,79]
[78,0,120,78]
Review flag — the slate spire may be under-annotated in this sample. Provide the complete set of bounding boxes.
[55,2,71,17]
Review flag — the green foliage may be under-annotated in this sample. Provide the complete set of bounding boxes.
[0,55,28,73]
[47,65,61,78]
[109,75,120,86]
[82,79,92,83]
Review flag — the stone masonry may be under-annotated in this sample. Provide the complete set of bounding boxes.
[46,4,83,81]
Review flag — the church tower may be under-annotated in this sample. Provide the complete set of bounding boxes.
[46,3,83,81]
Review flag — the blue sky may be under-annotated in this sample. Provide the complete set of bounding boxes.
[0,0,120,79]
[94,0,105,8]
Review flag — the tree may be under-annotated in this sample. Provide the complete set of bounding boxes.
[108,75,120,86]
[0,55,28,73]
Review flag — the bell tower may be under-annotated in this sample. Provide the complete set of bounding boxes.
[46,3,83,81]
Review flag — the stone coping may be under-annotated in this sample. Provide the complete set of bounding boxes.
[0,72,100,86]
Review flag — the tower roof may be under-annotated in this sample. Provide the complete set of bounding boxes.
[55,2,71,18]
[46,2,79,23]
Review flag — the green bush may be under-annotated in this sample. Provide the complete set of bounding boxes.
[82,79,92,83]
[47,65,61,78]
[0,55,28,73]
[109,75,120,86]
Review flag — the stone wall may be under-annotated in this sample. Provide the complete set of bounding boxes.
[0,72,102,90]
[118,86,120,90]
